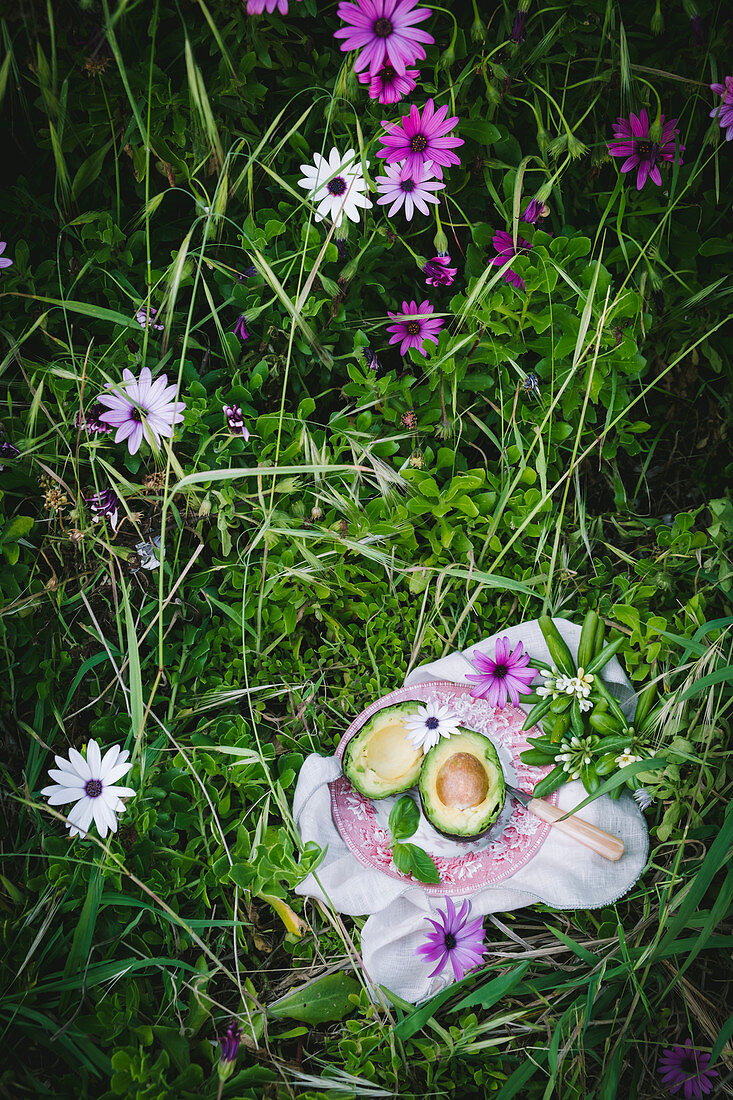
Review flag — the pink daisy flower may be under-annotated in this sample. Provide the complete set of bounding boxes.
[375,158,445,219]
[466,637,535,708]
[358,62,419,104]
[489,230,532,291]
[386,299,443,356]
[608,108,684,190]
[334,0,434,78]
[423,253,457,287]
[377,98,464,180]
[710,76,733,141]
[246,0,301,13]
[97,367,186,455]
[0,241,13,272]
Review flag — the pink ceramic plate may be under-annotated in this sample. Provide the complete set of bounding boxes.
[330,681,559,897]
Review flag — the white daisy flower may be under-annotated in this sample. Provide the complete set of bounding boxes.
[633,788,653,811]
[297,147,373,228]
[41,739,136,839]
[404,700,462,752]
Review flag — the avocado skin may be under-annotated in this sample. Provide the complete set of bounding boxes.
[342,700,424,798]
[419,728,505,839]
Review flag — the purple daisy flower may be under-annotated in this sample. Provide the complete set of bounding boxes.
[233,315,250,343]
[334,0,434,78]
[135,304,165,331]
[97,367,186,456]
[218,1021,242,1064]
[237,264,258,280]
[223,404,251,441]
[386,299,443,356]
[658,1039,718,1099]
[710,76,733,141]
[377,98,464,180]
[375,159,445,219]
[608,108,684,190]
[415,897,487,981]
[510,9,528,43]
[521,198,545,224]
[362,346,380,371]
[0,436,20,462]
[489,230,532,291]
[466,636,535,708]
[247,0,301,13]
[423,253,457,287]
[76,403,113,436]
[0,241,13,272]
[86,487,120,532]
[358,62,419,104]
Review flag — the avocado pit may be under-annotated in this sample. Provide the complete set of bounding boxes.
[436,752,489,809]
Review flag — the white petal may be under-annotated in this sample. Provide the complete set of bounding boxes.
[67,797,95,835]
[103,761,134,785]
[47,768,86,788]
[68,747,91,780]
[99,744,121,778]
[106,784,136,799]
[93,799,111,837]
[87,740,102,777]
[42,786,87,806]
[54,752,83,779]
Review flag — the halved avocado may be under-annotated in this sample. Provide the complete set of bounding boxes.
[419,728,505,839]
[342,701,425,798]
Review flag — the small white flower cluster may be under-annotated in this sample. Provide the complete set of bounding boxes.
[537,667,595,711]
[554,735,595,781]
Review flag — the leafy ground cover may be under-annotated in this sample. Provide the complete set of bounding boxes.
[1,0,732,1096]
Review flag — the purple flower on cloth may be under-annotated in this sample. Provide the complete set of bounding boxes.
[415,897,487,981]
[86,487,120,532]
[423,253,457,287]
[466,636,535,708]
[608,108,684,190]
[386,299,443,356]
[97,367,186,455]
[334,0,434,78]
[710,76,733,141]
[223,405,250,441]
[76,403,113,436]
[247,0,301,13]
[135,304,165,331]
[657,1039,718,1099]
[233,315,250,343]
[375,158,445,219]
[0,241,13,272]
[489,230,532,290]
[358,62,419,104]
[378,98,464,180]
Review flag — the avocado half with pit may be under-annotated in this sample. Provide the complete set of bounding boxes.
[419,728,505,839]
[342,701,425,798]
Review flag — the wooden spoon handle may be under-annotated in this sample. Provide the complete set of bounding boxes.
[527,798,625,862]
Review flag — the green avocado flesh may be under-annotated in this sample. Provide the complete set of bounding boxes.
[419,728,505,839]
[342,701,425,798]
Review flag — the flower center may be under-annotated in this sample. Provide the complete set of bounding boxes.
[85,778,103,798]
[410,133,428,153]
[380,64,396,83]
[444,933,457,949]
[680,1056,697,1074]
[494,664,508,680]
[406,321,421,335]
[636,140,657,160]
[328,176,347,196]
[130,407,146,422]
[425,716,439,729]
[373,17,393,37]
[400,178,416,193]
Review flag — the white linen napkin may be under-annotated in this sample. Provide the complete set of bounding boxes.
[294,618,649,1003]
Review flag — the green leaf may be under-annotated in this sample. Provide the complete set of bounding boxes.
[451,961,530,1010]
[0,516,34,544]
[71,140,114,201]
[388,795,420,841]
[403,843,441,884]
[267,973,360,1024]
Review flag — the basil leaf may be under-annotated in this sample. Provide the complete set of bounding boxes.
[392,842,413,875]
[389,796,420,841]
[404,843,441,885]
